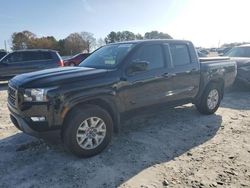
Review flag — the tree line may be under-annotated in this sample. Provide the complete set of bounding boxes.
[221,42,249,48]
[11,30,172,56]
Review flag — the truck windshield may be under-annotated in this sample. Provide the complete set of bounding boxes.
[225,47,250,57]
[79,43,135,69]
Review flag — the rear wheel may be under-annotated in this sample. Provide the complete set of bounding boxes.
[195,83,222,115]
[62,105,113,157]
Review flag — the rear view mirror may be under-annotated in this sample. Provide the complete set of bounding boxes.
[127,60,149,75]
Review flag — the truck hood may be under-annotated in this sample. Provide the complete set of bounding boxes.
[230,57,250,68]
[10,67,109,88]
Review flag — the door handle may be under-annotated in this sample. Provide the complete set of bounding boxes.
[120,77,127,81]
[186,68,198,74]
[162,73,176,78]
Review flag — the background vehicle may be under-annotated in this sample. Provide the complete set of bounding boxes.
[64,53,91,66]
[200,49,209,55]
[209,48,217,52]
[0,49,64,81]
[217,47,232,56]
[197,49,207,57]
[224,44,250,87]
[0,50,7,59]
[8,40,236,157]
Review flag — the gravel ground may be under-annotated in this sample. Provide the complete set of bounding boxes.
[0,82,249,188]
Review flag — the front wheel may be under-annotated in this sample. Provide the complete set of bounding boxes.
[62,105,113,157]
[195,84,222,115]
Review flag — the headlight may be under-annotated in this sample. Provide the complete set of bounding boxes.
[24,88,48,102]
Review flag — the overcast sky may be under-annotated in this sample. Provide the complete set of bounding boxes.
[0,0,249,50]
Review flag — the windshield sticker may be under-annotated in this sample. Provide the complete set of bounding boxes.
[118,44,133,48]
[105,59,116,65]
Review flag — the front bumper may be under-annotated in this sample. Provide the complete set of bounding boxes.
[10,111,40,137]
[8,103,61,137]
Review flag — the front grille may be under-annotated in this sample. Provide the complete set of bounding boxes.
[8,85,17,107]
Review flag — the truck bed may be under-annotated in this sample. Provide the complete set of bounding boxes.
[199,57,236,89]
[199,57,230,63]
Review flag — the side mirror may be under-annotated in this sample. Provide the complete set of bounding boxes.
[127,60,149,75]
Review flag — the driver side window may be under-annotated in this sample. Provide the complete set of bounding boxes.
[130,44,164,70]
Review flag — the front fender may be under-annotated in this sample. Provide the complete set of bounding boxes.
[56,90,122,132]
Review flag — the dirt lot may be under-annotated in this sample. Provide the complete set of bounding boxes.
[0,82,249,188]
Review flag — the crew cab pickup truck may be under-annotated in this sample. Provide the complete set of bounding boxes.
[8,40,237,157]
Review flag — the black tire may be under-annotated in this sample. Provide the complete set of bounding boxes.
[62,105,113,158]
[195,83,222,115]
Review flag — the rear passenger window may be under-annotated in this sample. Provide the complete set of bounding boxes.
[130,44,164,70]
[22,52,41,61]
[170,44,191,66]
[41,52,53,60]
[22,52,53,61]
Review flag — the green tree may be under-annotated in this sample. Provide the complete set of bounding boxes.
[105,31,138,44]
[105,31,118,44]
[64,33,87,55]
[96,38,106,49]
[29,36,58,49]
[135,33,143,40]
[11,30,36,50]
[57,39,66,55]
[144,31,172,39]
[80,32,96,52]
[119,31,136,41]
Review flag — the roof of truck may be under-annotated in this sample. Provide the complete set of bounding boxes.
[239,44,250,47]
[108,39,192,45]
[14,49,58,52]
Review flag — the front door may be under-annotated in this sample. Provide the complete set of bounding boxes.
[118,43,173,111]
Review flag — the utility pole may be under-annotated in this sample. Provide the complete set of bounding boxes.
[4,40,7,52]
[218,40,221,48]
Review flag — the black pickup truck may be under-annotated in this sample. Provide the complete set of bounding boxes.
[8,40,236,157]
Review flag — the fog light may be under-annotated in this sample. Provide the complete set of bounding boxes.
[31,117,46,122]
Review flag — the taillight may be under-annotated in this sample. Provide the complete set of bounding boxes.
[57,60,64,67]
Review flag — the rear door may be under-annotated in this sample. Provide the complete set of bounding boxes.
[163,42,200,101]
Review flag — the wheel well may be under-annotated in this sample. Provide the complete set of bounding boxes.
[208,78,225,97]
[62,98,120,134]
